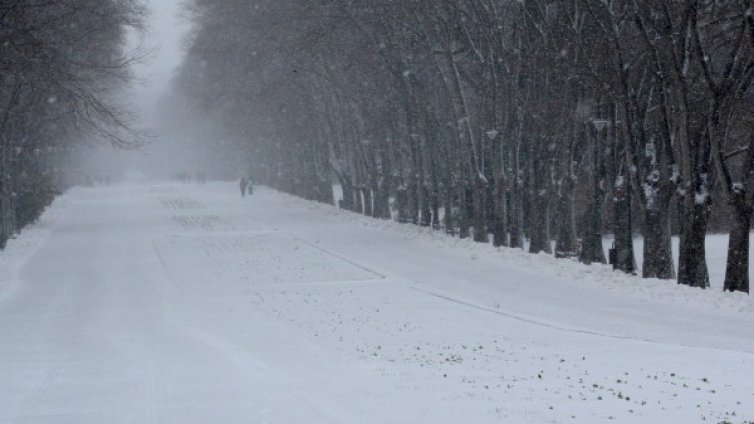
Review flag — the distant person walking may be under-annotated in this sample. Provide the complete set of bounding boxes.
[247,176,253,195]
[239,177,248,197]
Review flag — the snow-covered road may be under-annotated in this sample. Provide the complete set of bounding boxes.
[1,182,752,423]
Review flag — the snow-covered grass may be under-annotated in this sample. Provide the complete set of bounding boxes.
[628,234,740,292]
[301,187,752,315]
[0,182,752,424]
[335,182,744,292]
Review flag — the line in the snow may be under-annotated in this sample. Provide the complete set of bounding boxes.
[412,285,754,356]
[288,234,386,279]
[251,278,393,289]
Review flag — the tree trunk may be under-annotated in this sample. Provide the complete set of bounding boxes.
[353,185,364,214]
[509,192,523,249]
[443,172,454,234]
[612,179,637,274]
[440,136,454,234]
[723,193,751,293]
[458,174,470,239]
[396,185,408,223]
[641,195,675,279]
[677,201,711,289]
[374,186,390,219]
[0,177,7,250]
[491,135,507,247]
[473,174,488,242]
[318,177,334,205]
[509,169,524,249]
[420,183,432,227]
[408,145,420,225]
[554,177,578,258]
[528,139,550,254]
[374,145,391,219]
[339,176,355,211]
[509,106,526,250]
[430,163,441,229]
[0,143,8,249]
[492,170,507,247]
[579,141,606,264]
[580,192,605,264]
[362,187,373,217]
[528,191,550,254]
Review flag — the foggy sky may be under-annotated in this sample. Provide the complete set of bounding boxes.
[131,0,190,119]
[81,0,191,180]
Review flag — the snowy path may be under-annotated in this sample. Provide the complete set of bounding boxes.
[1,182,753,423]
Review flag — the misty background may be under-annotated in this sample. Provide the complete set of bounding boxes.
[7,0,754,292]
[80,0,194,181]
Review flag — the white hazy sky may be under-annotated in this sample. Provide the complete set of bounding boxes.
[81,0,192,179]
[129,0,191,119]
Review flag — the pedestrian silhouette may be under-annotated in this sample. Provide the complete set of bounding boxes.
[239,177,248,197]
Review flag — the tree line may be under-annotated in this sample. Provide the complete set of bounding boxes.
[173,0,754,293]
[0,0,145,249]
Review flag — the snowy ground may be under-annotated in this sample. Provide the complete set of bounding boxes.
[336,182,738,290]
[1,182,753,424]
[627,235,738,292]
